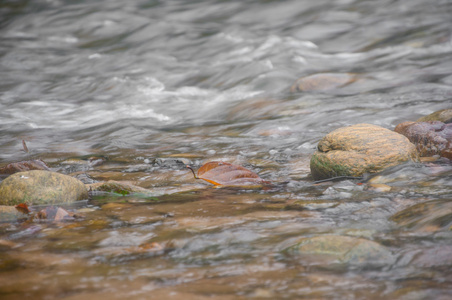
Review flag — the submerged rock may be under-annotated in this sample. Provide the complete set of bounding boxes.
[394,121,452,159]
[0,170,88,206]
[153,157,192,169]
[284,235,394,266]
[87,180,153,195]
[390,200,452,232]
[310,124,418,180]
[0,206,28,222]
[59,155,107,173]
[227,98,283,120]
[411,245,452,268]
[290,73,356,92]
[417,109,452,123]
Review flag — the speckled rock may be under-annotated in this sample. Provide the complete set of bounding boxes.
[310,123,419,180]
[394,121,452,159]
[417,109,452,123]
[284,235,394,265]
[290,73,356,92]
[0,170,88,206]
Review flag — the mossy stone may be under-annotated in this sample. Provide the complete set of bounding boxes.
[87,180,153,195]
[0,170,88,206]
[417,109,452,123]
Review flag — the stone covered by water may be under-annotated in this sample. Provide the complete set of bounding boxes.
[1,0,452,299]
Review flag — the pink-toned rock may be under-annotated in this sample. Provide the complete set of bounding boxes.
[0,160,50,175]
[394,121,452,159]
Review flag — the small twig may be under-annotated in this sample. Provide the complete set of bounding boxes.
[22,139,32,160]
[22,140,29,153]
[186,165,199,179]
[313,176,364,184]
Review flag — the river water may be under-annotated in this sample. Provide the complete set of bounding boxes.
[1,0,452,299]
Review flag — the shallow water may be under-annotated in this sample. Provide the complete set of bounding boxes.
[1,0,452,299]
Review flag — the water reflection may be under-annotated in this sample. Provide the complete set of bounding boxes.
[1,0,452,298]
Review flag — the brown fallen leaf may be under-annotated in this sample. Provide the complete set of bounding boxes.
[15,203,30,214]
[187,161,269,186]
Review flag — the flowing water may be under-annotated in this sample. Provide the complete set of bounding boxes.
[1,0,452,299]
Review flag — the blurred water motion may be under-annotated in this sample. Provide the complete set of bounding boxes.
[0,0,452,299]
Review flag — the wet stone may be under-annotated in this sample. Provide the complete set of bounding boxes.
[310,123,419,180]
[0,170,88,206]
[394,121,452,159]
[290,73,356,92]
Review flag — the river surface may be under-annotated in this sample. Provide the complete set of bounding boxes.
[1,0,452,299]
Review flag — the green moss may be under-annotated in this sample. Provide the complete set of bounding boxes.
[417,109,452,123]
[95,184,131,195]
[310,153,352,180]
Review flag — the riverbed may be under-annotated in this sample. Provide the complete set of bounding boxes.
[1,0,452,299]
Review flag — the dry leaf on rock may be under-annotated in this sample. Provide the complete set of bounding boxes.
[15,203,30,214]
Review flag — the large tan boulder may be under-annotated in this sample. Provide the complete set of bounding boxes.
[0,170,88,206]
[310,123,419,180]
